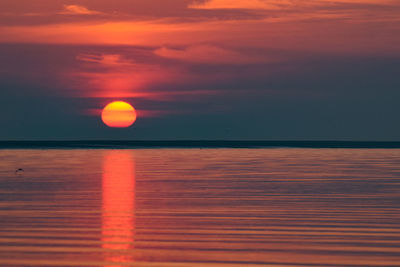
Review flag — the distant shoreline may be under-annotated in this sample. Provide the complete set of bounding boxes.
[0,141,400,149]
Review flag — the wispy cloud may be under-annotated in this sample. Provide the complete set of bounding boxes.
[1,16,399,55]
[189,0,294,10]
[76,53,136,67]
[72,52,189,99]
[154,45,276,64]
[189,0,397,10]
[61,5,101,15]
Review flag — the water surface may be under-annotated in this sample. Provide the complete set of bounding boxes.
[0,149,400,266]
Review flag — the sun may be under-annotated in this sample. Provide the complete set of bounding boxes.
[101,101,137,128]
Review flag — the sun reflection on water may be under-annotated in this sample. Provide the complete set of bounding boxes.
[102,150,135,266]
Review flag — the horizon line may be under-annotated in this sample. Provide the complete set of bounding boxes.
[0,140,400,149]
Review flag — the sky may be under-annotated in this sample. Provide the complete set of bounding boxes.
[0,0,399,140]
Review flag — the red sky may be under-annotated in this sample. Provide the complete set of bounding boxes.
[0,0,399,140]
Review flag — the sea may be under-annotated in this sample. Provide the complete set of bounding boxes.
[0,146,400,266]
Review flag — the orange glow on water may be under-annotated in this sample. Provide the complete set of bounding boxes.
[101,101,137,128]
[102,150,135,266]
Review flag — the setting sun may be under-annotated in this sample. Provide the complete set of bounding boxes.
[101,101,137,128]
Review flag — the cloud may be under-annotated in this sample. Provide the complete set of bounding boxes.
[61,5,101,15]
[154,45,273,64]
[0,19,221,45]
[189,0,295,10]
[1,0,400,57]
[76,53,136,67]
[72,52,192,99]
[189,0,397,10]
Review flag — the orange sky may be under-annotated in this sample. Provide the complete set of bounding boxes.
[2,0,398,100]
[1,0,399,52]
